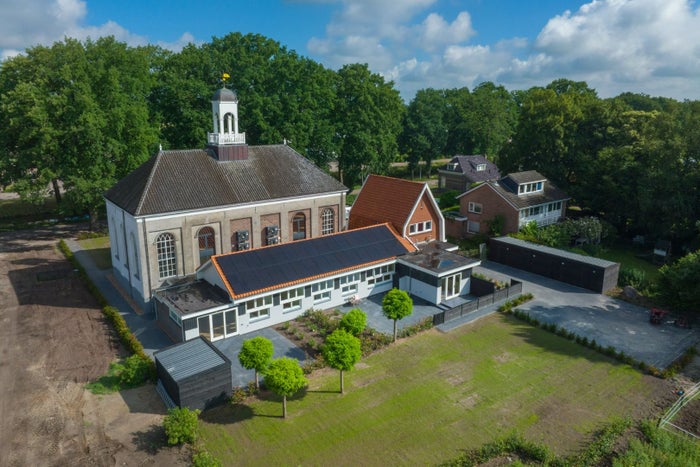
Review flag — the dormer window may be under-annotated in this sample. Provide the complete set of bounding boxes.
[518,181,543,194]
[476,163,486,172]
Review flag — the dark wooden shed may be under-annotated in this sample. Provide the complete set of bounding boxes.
[488,236,619,293]
[154,336,232,411]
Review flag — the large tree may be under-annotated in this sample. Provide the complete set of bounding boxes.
[382,288,413,342]
[238,336,274,390]
[399,88,448,177]
[0,37,158,226]
[333,63,405,186]
[264,357,307,418]
[322,329,362,394]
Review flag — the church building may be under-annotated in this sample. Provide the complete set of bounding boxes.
[104,87,348,309]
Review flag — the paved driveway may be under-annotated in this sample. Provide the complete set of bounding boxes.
[474,261,700,369]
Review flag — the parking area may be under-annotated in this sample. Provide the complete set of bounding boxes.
[474,261,700,369]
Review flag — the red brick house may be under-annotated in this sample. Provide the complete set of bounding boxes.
[446,171,569,238]
[349,174,445,245]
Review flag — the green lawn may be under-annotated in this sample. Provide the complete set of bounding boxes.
[597,243,661,281]
[77,236,112,270]
[199,314,659,465]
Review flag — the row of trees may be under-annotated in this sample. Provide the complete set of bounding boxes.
[1,33,699,246]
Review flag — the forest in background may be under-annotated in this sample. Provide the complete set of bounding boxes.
[0,32,699,250]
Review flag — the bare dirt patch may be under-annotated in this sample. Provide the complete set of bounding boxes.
[0,226,186,466]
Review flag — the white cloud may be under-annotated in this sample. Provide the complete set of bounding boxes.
[0,0,193,59]
[310,0,700,101]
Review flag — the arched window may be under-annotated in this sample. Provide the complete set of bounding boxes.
[156,233,177,279]
[321,208,335,235]
[197,226,216,265]
[292,213,306,240]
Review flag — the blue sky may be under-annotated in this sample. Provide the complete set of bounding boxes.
[2,0,699,101]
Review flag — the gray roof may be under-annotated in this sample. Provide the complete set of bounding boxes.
[212,88,237,102]
[439,155,501,183]
[154,279,230,316]
[105,144,348,216]
[154,337,231,383]
[491,236,617,268]
[461,170,569,210]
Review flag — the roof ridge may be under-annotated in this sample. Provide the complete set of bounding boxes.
[134,151,164,216]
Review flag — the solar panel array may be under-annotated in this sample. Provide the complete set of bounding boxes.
[213,224,411,297]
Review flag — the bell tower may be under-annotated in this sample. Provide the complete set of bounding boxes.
[207,86,248,161]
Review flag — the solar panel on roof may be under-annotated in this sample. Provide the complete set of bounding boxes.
[213,224,410,297]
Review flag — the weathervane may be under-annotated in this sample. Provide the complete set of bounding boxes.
[222,72,231,88]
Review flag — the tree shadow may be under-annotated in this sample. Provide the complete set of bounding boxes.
[131,423,167,455]
[200,403,255,424]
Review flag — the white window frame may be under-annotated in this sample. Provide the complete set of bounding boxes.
[518,181,544,194]
[468,202,483,214]
[156,233,177,279]
[367,264,394,285]
[312,279,333,304]
[280,287,304,313]
[246,295,272,322]
[321,208,335,235]
[339,272,360,297]
[409,220,432,235]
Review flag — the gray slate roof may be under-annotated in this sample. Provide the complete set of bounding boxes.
[461,170,569,210]
[439,155,501,183]
[105,144,347,216]
[154,337,231,383]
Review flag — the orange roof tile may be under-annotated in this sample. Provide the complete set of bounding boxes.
[348,174,427,235]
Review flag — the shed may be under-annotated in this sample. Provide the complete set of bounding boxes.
[154,336,232,411]
[488,236,620,293]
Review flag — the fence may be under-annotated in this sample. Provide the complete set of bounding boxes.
[658,381,700,440]
[432,279,522,326]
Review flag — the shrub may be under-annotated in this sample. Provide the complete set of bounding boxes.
[119,354,152,386]
[339,308,367,336]
[163,407,200,446]
[618,267,647,290]
[192,449,222,467]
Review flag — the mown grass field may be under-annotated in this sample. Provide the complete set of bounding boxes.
[199,314,666,465]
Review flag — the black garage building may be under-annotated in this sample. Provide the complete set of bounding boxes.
[154,337,232,411]
[488,236,619,293]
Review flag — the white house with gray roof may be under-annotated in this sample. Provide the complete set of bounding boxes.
[104,88,348,309]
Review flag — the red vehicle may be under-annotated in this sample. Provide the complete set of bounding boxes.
[649,308,668,324]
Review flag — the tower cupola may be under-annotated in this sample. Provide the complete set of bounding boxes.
[207,86,248,161]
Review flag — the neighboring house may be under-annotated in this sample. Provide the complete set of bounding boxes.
[446,170,569,238]
[104,87,348,309]
[437,155,501,193]
[348,174,445,246]
[154,224,480,342]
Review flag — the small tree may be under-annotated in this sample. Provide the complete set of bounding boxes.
[163,406,200,445]
[339,308,367,336]
[382,288,413,342]
[322,329,362,393]
[238,336,274,390]
[264,357,307,418]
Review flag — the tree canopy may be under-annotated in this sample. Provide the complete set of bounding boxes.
[238,336,274,390]
[264,357,307,418]
[322,329,362,394]
[382,288,413,342]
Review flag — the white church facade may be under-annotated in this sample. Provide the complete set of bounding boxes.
[104,87,348,309]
